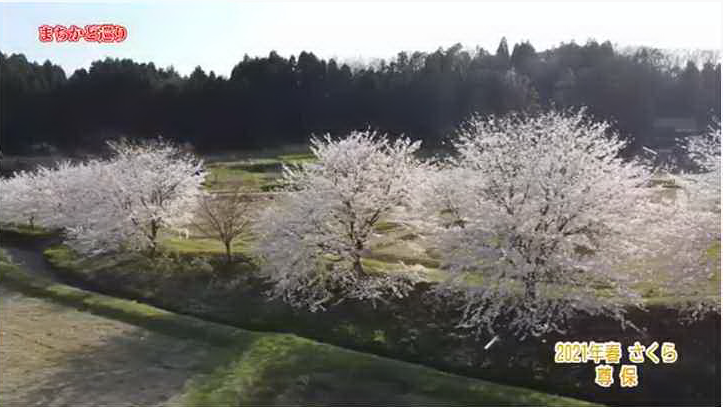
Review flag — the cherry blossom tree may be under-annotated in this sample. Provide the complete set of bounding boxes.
[1,159,108,233]
[0,168,44,228]
[75,138,205,255]
[253,131,422,311]
[0,138,204,256]
[677,119,721,215]
[671,119,721,318]
[413,109,706,338]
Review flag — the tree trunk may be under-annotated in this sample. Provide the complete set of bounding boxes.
[352,257,364,277]
[225,241,232,263]
[523,273,536,302]
[148,221,159,257]
[352,240,365,277]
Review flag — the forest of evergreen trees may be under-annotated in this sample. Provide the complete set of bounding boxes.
[1,38,720,154]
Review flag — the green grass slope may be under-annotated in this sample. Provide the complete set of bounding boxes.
[0,249,598,406]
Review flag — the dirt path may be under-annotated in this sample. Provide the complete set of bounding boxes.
[0,286,222,407]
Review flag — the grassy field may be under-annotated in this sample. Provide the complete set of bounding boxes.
[203,151,315,192]
[0,249,598,406]
[176,333,593,406]
[22,235,718,406]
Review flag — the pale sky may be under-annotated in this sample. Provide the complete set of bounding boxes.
[1,1,721,77]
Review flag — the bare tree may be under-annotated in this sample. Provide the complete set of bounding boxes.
[191,188,253,263]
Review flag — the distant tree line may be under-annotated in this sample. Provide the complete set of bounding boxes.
[1,38,720,153]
